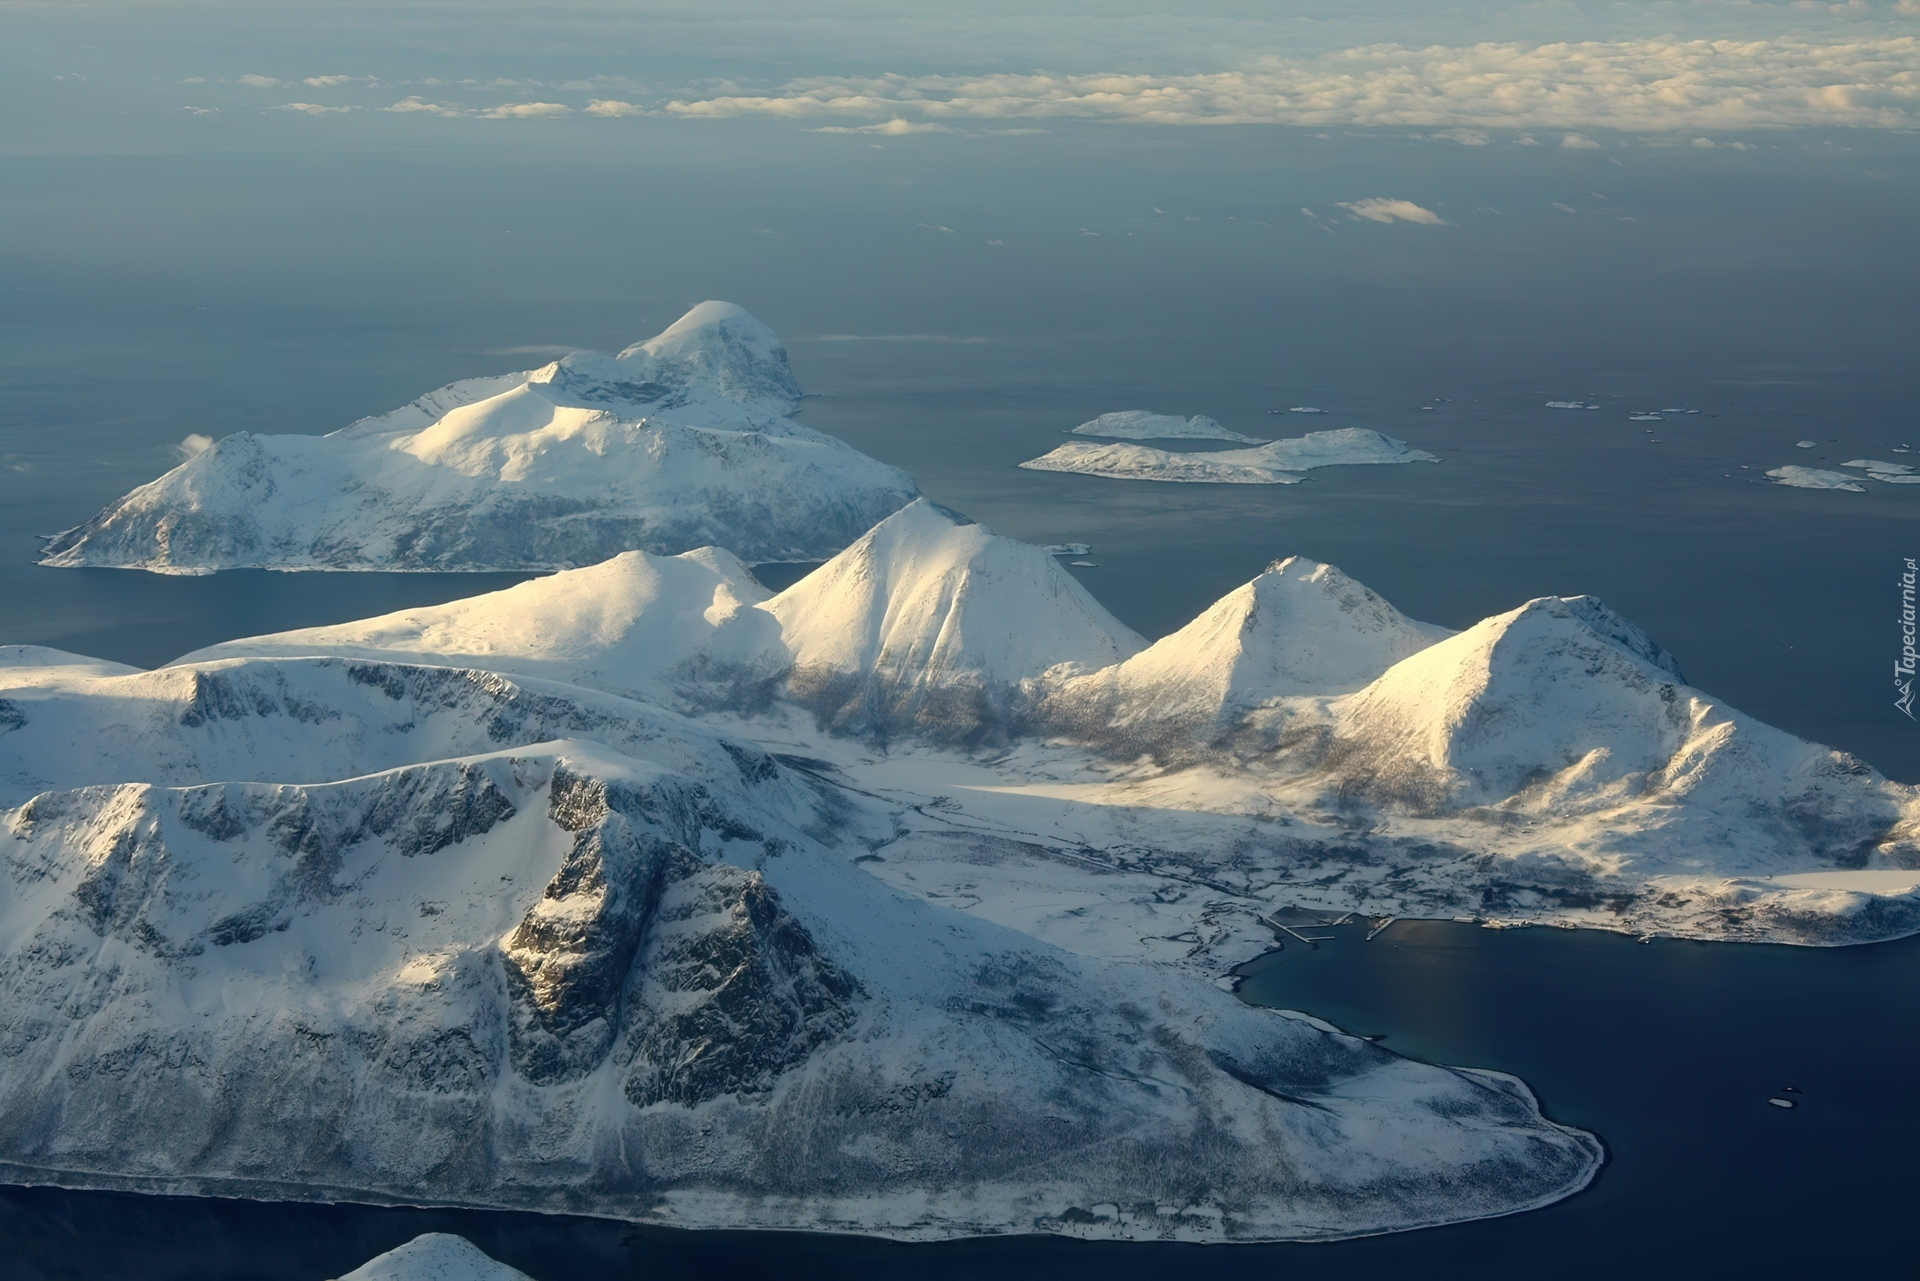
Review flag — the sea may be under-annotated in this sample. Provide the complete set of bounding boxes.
[2,117,1917,1277]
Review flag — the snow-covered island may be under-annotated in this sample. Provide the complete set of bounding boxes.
[1767,466,1866,491]
[337,1235,532,1281]
[7,462,1919,1242]
[1020,428,1438,484]
[38,303,920,573]
[1067,411,1267,444]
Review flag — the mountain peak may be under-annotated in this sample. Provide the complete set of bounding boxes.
[1331,592,1702,808]
[570,300,802,417]
[767,499,1144,739]
[1040,555,1450,741]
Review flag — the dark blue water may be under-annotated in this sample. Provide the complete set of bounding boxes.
[7,922,1916,1279]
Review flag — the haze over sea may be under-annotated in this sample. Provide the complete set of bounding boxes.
[3,1,1918,1276]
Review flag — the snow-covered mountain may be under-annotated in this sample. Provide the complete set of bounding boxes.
[1319,594,1887,844]
[14,488,1920,1245]
[152,509,1920,943]
[1039,557,1453,746]
[767,500,1144,740]
[39,303,920,573]
[0,647,1601,1242]
[177,500,1144,739]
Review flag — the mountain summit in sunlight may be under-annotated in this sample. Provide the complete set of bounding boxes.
[40,303,919,573]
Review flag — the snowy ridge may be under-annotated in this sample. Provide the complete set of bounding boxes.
[39,303,919,573]
[174,547,787,713]
[179,500,1146,740]
[1020,428,1438,484]
[1067,411,1266,444]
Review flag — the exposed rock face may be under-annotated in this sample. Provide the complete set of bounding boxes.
[497,761,856,1092]
[620,861,858,1108]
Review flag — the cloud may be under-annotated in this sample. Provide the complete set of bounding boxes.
[811,118,950,134]
[385,96,459,115]
[180,106,216,116]
[1552,202,1579,213]
[302,75,356,88]
[810,334,992,343]
[1561,133,1602,148]
[277,102,354,115]
[583,99,643,117]
[180,77,206,85]
[478,102,573,118]
[1337,198,1447,224]
[916,222,955,233]
[658,37,1920,131]
[236,74,281,88]
[384,97,571,119]
[1692,136,1718,147]
[175,434,214,461]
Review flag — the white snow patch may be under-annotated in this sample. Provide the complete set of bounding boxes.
[1768,870,1920,894]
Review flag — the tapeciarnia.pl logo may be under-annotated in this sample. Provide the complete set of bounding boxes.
[1900,557,1918,720]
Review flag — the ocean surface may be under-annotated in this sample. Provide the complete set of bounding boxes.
[2,119,1917,1276]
